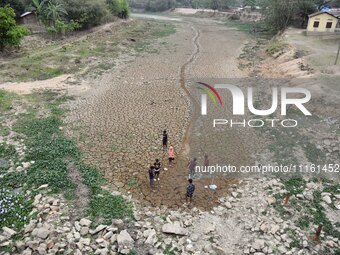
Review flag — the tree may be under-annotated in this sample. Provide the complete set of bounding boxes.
[0,5,29,51]
[107,0,130,18]
[31,0,47,16]
[0,0,25,17]
[260,0,318,31]
[45,1,67,25]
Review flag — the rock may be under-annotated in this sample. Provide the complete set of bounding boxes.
[92,225,106,235]
[144,229,157,245]
[103,231,113,239]
[22,248,33,255]
[270,224,280,234]
[2,227,17,238]
[225,202,232,209]
[267,197,276,205]
[80,238,91,246]
[322,195,332,204]
[231,192,238,198]
[112,219,125,229]
[164,237,172,245]
[38,184,49,190]
[303,240,308,248]
[324,140,331,146]
[117,230,134,249]
[37,244,47,255]
[36,227,50,239]
[80,227,89,236]
[253,239,265,251]
[162,222,188,236]
[25,222,36,233]
[46,239,54,249]
[15,240,25,251]
[79,218,92,227]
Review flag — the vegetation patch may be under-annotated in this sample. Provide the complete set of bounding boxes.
[0,91,132,230]
[266,38,287,56]
[0,188,33,230]
[0,90,15,112]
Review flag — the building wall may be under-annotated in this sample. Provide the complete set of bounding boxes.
[21,15,45,34]
[307,14,338,33]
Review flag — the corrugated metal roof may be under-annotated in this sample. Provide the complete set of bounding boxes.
[20,12,33,18]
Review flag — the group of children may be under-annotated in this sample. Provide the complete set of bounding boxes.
[147,130,196,205]
[148,130,174,189]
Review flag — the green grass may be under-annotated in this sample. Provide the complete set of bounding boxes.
[283,177,306,195]
[0,189,33,230]
[0,20,176,82]
[127,178,138,186]
[225,20,274,39]
[90,190,133,224]
[0,90,15,112]
[0,143,16,160]
[266,38,287,56]
[153,23,176,38]
[272,178,340,240]
[0,91,133,229]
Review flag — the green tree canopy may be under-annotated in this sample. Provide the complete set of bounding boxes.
[0,5,29,51]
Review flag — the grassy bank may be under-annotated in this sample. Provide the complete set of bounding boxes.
[0,20,177,83]
[0,91,133,230]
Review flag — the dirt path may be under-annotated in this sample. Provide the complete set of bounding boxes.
[65,15,256,210]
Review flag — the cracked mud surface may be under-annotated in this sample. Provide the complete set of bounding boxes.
[65,17,259,210]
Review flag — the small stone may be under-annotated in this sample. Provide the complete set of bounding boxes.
[322,195,332,204]
[253,239,265,251]
[92,225,106,235]
[79,218,92,227]
[225,202,232,209]
[2,227,17,238]
[38,184,49,189]
[36,227,50,239]
[303,240,308,248]
[80,227,89,236]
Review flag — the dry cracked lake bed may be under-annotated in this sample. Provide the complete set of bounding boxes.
[1,11,340,255]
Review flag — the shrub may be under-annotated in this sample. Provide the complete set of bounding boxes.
[58,0,110,28]
[0,5,29,51]
[47,19,80,36]
[0,0,25,17]
[107,0,130,19]
[145,0,176,12]
[266,38,287,56]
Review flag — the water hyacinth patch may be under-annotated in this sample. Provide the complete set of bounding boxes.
[0,188,32,230]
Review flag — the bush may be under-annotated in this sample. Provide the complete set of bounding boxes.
[266,38,287,55]
[145,0,176,12]
[47,19,80,37]
[58,0,110,28]
[0,5,29,51]
[0,0,25,17]
[107,0,130,19]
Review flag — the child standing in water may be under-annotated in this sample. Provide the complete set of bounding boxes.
[154,159,161,181]
[168,146,175,167]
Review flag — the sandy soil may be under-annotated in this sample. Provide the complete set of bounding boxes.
[0,75,90,95]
